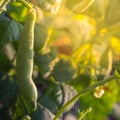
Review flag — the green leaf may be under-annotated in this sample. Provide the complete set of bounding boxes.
[0,15,23,48]
[39,82,78,113]
[72,43,90,63]
[80,81,118,120]
[31,103,55,120]
[55,83,78,111]
[13,95,27,119]
[0,108,12,120]
[113,61,120,75]
[34,48,57,78]
[0,72,17,120]
[71,68,92,91]
[0,50,11,72]
[39,94,58,114]
[0,73,17,109]
[52,59,77,82]
[34,22,50,51]
[7,1,29,22]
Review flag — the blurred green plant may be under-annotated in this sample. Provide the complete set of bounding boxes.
[1,0,120,120]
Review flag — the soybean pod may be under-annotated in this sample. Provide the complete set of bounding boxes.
[16,8,37,113]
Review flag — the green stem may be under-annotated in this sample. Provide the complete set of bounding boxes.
[54,75,117,120]
[73,0,94,13]
[78,107,92,120]
[19,93,31,115]
[0,0,10,11]
[41,28,53,53]
[17,0,33,9]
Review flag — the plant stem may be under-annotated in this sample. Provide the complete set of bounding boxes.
[19,93,31,115]
[17,0,33,9]
[78,107,92,120]
[54,75,117,120]
[0,0,10,12]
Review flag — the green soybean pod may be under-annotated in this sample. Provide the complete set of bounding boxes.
[16,8,37,113]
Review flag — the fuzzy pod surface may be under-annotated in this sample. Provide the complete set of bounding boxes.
[16,8,38,112]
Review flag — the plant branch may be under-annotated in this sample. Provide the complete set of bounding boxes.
[78,107,92,120]
[19,93,31,115]
[0,0,10,12]
[54,75,118,120]
[17,0,33,9]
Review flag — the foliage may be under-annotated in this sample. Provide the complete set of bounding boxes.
[0,0,120,120]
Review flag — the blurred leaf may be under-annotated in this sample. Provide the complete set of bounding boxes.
[39,0,62,14]
[80,81,118,120]
[72,0,94,13]
[31,103,55,120]
[0,73,17,110]
[37,81,59,113]
[52,59,78,82]
[29,0,38,5]
[52,14,95,51]
[34,6,52,51]
[105,0,120,25]
[0,0,4,6]
[99,47,112,75]
[7,1,29,22]
[34,23,48,51]
[71,68,92,91]
[72,43,90,63]
[0,50,11,72]
[65,0,94,13]
[93,0,109,17]
[34,48,57,78]
[113,60,120,75]
[91,37,109,66]
[0,71,15,120]
[53,35,73,55]
[39,82,78,113]
[55,83,78,111]
[0,15,23,48]
[13,94,27,119]
[65,0,82,9]
[85,0,109,18]
[39,93,58,114]
[0,0,120,119]
[110,37,120,55]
